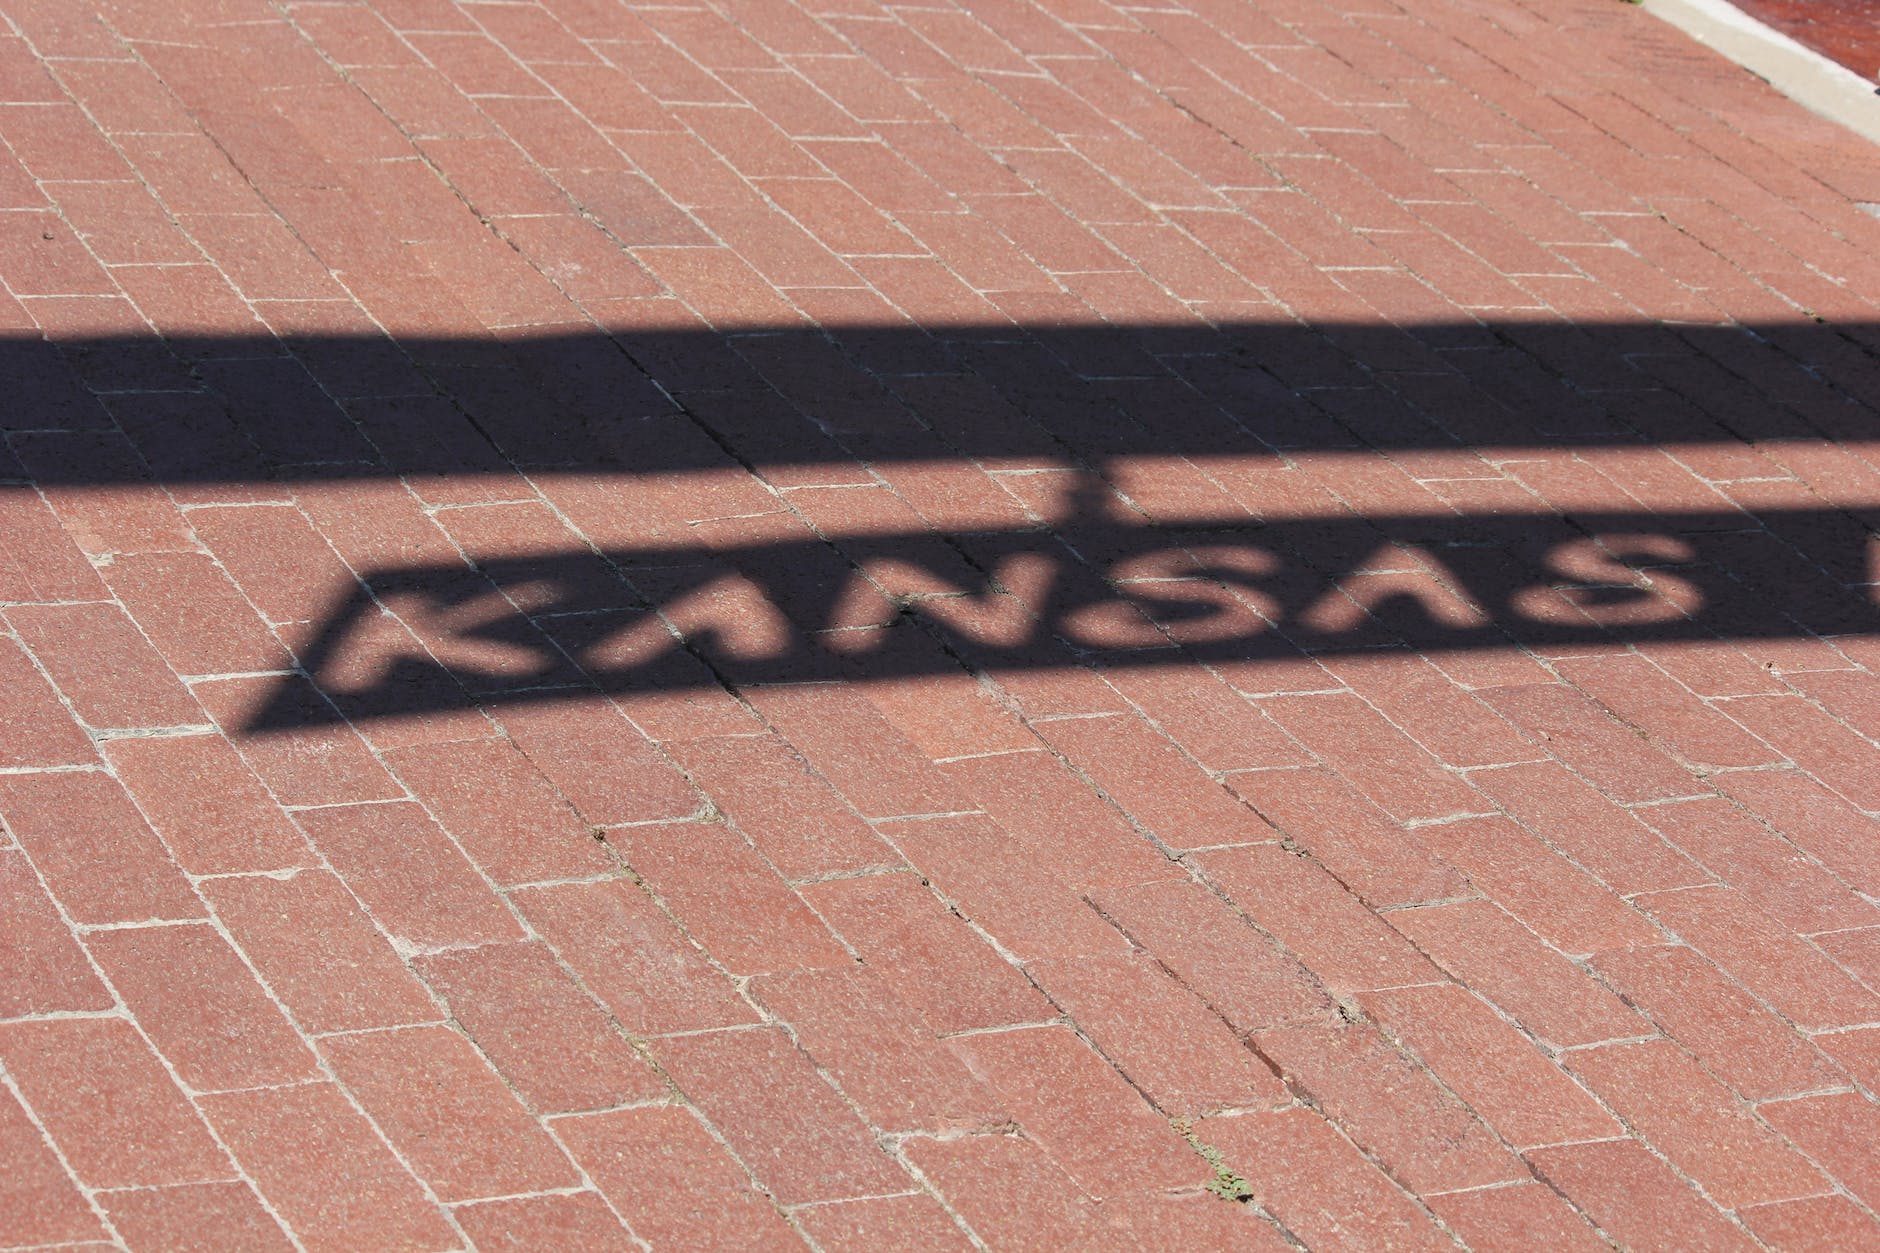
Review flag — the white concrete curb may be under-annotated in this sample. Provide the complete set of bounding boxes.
[1643,0,1880,147]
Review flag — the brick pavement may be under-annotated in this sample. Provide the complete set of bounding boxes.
[1726,0,1880,81]
[3,0,1880,1247]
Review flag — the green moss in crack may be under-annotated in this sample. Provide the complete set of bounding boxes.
[1173,1118,1255,1203]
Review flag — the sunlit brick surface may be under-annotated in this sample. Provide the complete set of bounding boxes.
[3,0,1880,1246]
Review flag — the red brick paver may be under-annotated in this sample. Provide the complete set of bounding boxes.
[1726,0,1880,81]
[3,0,1880,1247]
